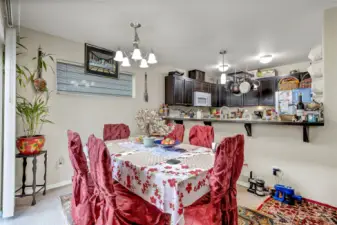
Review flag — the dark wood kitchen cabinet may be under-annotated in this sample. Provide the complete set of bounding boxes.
[165,76,194,106]
[219,85,230,107]
[210,84,218,107]
[228,93,243,107]
[243,89,260,106]
[184,79,194,106]
[259,77,276,106]
[194,81,210,93]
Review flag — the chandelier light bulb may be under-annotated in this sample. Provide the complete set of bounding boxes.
[140,58,149,68]
[114,49,124,62]
[220,73,227,84]
[121,57,131,67]
[259,55,273,64]
[218,64,230,72]
[147,52,157,64]
[132,48,142,60]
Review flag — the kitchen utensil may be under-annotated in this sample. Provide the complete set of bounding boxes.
[143,137,155,147]
[144,72,148,102]
[239,81,251,94]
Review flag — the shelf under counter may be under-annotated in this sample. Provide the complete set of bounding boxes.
[162,116,324,143]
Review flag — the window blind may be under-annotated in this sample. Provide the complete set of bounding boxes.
[56,61,133,97]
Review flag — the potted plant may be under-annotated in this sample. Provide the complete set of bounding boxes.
[15,44,54,155]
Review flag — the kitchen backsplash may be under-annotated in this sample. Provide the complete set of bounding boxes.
[169,105,275,117]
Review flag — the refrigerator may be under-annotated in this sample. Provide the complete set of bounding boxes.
[275,88,312,115]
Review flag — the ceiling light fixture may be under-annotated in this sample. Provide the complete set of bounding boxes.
[117,22,158,68]
[140,58,149,68]
[114,48,124,62]
[260,55,273,64]
[121,57,131,67]
[219,50,228,84]
[147,51,157,64]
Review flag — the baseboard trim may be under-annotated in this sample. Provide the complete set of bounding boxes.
[15,180,72,195]
[46,180,71,190]
[237,181,250,188]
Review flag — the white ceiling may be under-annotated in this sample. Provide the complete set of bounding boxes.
[19,0,337,74]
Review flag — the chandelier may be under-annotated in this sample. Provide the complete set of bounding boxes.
[113,22,158,68]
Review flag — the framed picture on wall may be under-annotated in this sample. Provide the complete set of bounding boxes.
[85,43,119,78]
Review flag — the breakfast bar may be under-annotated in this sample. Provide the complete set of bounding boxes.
[162,116,324,143]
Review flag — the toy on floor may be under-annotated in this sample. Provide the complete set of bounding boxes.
[273,184,302,205]
[247,171,267,197]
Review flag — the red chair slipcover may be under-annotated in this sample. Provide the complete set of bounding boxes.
[189,125,214,148]
[103,124,130,141]
[87,135,170,225]
[164,124,185,142]
[184,134,245,225]
[67,130,94,225]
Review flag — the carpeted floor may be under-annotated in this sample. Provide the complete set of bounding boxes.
[60,193,274,225]
[258,197,337,225]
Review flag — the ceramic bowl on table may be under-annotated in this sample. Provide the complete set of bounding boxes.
[154,139,180,148]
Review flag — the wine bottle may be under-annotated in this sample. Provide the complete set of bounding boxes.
[296,93,305,121]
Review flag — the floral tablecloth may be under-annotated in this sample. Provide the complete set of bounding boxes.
[106,140,214,225]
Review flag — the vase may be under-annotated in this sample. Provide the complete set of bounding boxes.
[16,135,45,155]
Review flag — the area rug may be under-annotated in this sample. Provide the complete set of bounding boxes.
[238,206,275,225]
[60,193,73,225]
[257,196,337,225]
[60,193,273,225]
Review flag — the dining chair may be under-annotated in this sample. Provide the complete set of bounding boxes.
[103,123,131,141]
[67,130,94,225]
[87,135,170,225]
[189,125,214,148]
[184,134,245,225]
[164,124,185,142]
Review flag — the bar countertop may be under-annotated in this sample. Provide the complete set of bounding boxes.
[162,116,324,126]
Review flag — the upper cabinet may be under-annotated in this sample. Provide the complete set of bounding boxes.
[184,79,194,106]
[210,83,218,107]
[243,89,260,106]
[194,80,210,93]
[165,76,194,106]
[259,77,276,106]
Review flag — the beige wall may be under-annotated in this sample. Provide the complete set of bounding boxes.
[15,27,175,187]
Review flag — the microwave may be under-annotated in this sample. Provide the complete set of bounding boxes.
[193,92,212,106]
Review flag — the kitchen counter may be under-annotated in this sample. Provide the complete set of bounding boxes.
[162,116,324,126]
[162,116,324,143]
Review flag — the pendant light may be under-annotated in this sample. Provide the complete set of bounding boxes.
[219,50,229,84]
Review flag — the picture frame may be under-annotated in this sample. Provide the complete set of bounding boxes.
[84,43,119,78]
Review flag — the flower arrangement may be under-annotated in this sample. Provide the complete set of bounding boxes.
[135,109,173,136]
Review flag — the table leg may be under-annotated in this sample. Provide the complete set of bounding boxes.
[32,156,37,206]
[43,153,47,195]
[22,158,27,196]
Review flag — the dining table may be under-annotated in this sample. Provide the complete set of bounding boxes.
[105,139,215,225]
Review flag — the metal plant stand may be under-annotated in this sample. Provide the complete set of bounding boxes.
[15,151,47,206]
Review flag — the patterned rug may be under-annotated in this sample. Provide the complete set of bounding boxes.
[258,197,337,225]
[60,193,73,225]
[59,194,273,225]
